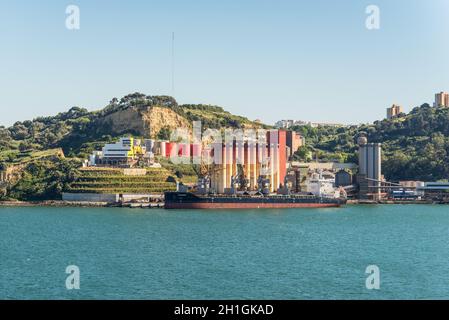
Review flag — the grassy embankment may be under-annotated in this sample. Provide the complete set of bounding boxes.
[67,167,176,194]
[0,148,64,164]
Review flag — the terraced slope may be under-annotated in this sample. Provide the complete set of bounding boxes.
[67,167,177,194]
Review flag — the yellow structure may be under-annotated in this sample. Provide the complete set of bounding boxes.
[100,137,144,165]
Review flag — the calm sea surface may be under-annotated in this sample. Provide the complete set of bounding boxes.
[1,205,449,300]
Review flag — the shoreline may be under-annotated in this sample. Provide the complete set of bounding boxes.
[0,200,110,207]
[0,199,443,208]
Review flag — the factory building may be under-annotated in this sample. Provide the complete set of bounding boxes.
[88,137,152,167]
[210,130,287,194]
[98,137,144,166]
[335,169,352,187]
[357,136,382,199]
[102,137,135,159]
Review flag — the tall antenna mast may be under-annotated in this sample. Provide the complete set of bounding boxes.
[171,31,175,96]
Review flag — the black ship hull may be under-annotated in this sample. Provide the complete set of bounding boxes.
[164,192,346,209]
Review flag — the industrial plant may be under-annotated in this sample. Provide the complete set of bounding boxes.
[58,107,449,207]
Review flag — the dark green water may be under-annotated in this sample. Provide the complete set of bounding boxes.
[1,205,449,299]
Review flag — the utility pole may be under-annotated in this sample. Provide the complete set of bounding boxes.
[171,32,175,96]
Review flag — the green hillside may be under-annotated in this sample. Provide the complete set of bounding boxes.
[293,104,449,182]
[2,94,449,201]
[0,93,263,160]
[0,93,259,201]
[181,104,266,129]
[2,157,80,201]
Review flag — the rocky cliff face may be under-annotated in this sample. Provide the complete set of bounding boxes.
[96,105,191,138]
[143,106,192,138]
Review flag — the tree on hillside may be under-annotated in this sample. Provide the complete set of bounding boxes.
[293,146,313,162]
[157,126,172,140]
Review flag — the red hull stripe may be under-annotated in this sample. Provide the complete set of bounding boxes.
[165,202,341,209]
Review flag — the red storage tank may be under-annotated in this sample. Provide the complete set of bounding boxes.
[165,142,177,158]
[178,143,191,157]
[278,130,287,187]
[191,143,202,157]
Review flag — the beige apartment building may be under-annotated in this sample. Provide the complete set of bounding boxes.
[386,104,403,120]
[434,92,449,107]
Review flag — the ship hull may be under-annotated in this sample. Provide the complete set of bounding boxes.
[164,192,345,210]
[165,202,341,209]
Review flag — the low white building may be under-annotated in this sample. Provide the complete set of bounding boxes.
[102,137,134,159]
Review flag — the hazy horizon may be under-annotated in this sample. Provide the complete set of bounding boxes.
[0,91,436,128]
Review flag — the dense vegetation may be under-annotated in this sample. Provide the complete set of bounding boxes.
[1,158,81,201]
[0,93,258,200]
[293,103,449,182]
[0,93,263,160]
[182,104,267,130]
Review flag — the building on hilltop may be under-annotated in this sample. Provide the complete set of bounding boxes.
[274,120,295,129]
[386,104,403,120]
[275,119,344,128]
[434,92,449,108]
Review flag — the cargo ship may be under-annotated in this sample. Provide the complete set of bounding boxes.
[164,192,346,209]
[165,168,347,210]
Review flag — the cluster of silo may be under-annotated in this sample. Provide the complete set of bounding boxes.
[357,136,382,199]
[210,130,287,194]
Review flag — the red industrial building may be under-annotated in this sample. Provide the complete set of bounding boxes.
[161,130,288,194]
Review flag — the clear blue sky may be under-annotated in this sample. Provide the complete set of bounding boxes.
[1,0,448,126]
